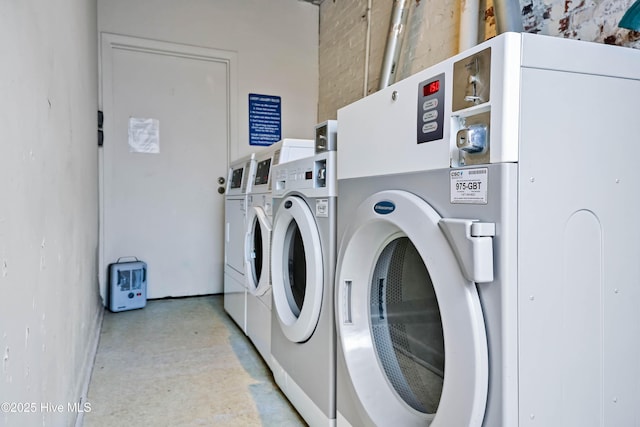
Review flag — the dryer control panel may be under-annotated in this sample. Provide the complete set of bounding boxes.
[272,151,337,198]
[417,73,445,144]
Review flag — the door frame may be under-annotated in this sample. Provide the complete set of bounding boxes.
[98,32,238,302]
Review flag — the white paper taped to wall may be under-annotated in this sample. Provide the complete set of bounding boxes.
[128,117,160,153]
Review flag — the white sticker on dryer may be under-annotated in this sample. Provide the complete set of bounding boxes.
[450,168,488,204]
[316,199,329,217]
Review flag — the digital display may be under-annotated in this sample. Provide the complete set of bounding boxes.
[230,168,243,189]
[254,159,272,185]
[423,80,440,97]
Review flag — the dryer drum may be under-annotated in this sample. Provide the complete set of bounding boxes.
[370,236,445,414]
[285,220,307,316]
[250,219,263,287]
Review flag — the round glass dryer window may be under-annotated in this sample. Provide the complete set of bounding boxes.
[283,220,307,317]
[370,236,445,414]
[250,219,263,288]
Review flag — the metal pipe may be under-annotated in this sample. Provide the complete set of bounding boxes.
[493,0,523,33]
[364,0,373,97]
[378,0,410,90]
[459,0,480,52]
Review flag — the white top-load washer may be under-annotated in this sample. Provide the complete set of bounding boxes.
[245,138,315,369]
[269,121,338,426]
[223,153,256,333]
[335,32,640,427]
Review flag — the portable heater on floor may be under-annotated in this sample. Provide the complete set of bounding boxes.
[108,257,147,312]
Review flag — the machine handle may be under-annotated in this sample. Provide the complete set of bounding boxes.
[343,280,353,324]
[438,218,495,283]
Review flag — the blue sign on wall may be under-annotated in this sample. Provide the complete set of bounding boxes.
[249,94,281,146]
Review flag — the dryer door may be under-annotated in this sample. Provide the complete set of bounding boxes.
[271,195,323,343]
[336,190,488,427]
[245,205,271,296]
[224,197,246,275]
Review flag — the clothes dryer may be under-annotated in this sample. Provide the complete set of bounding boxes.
[269,121,338,426]
[335,32,640,427]
[245,138,315,369]
[223,153,256,333]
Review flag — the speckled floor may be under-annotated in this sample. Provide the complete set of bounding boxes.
[83,295,305,426]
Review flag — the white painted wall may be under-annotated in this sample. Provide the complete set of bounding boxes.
[0,1,102,426]
[98,0,320,161]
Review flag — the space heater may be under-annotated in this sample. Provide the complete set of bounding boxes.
[108,257,147,312]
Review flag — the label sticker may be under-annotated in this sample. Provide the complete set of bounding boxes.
[450,168,488,204]
[316,199,329,217]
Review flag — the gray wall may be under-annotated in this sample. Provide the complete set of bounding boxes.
[0,1,102,426]
[318,0,640,121]
[98,0,320,161]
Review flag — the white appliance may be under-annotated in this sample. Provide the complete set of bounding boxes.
[223,153,256,333]
[335,32,640,427]
[270,121,338,426]
[245,138,315,368]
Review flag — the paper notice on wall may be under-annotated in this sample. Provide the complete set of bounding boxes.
[128,118,160,153]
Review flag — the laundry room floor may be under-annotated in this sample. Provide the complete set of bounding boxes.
[83,295,305,427]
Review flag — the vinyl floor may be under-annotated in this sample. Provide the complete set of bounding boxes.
[83,295,306,426]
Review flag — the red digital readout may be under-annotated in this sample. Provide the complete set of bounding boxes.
[423,80,440,96]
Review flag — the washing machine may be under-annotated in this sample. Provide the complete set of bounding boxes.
[224,153,256,333]
[335,32,640,426]
[245,138,316,369]
[269,121,338,426]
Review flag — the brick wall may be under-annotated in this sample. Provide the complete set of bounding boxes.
[318,0,640,121]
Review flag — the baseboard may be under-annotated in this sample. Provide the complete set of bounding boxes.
[74,302,104,427]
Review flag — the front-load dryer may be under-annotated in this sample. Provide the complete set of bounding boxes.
[335,32,640,426]
[269,122,338,426]
[245,138,315,369]
[224,153,256,333]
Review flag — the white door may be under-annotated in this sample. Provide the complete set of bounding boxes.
[99,33,237,301]
[335,190,488,426]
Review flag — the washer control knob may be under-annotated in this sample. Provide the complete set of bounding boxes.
[456,124,488,154]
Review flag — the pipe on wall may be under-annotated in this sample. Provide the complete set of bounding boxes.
[459,0,480,51]
[364,0,373,97]
[379,0,410,90]
[494,0,524,33]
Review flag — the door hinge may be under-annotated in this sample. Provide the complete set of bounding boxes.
[98,110,104,146]
[439,218,495,283]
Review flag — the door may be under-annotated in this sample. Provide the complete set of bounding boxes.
[100,33,237,300]
[245,203,271,296]
[271,195,324,343]
[335,190,488,426]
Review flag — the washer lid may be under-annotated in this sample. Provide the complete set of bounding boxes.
[271,195,323,343]
[245,206,271,296]
[336,190,488,427]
